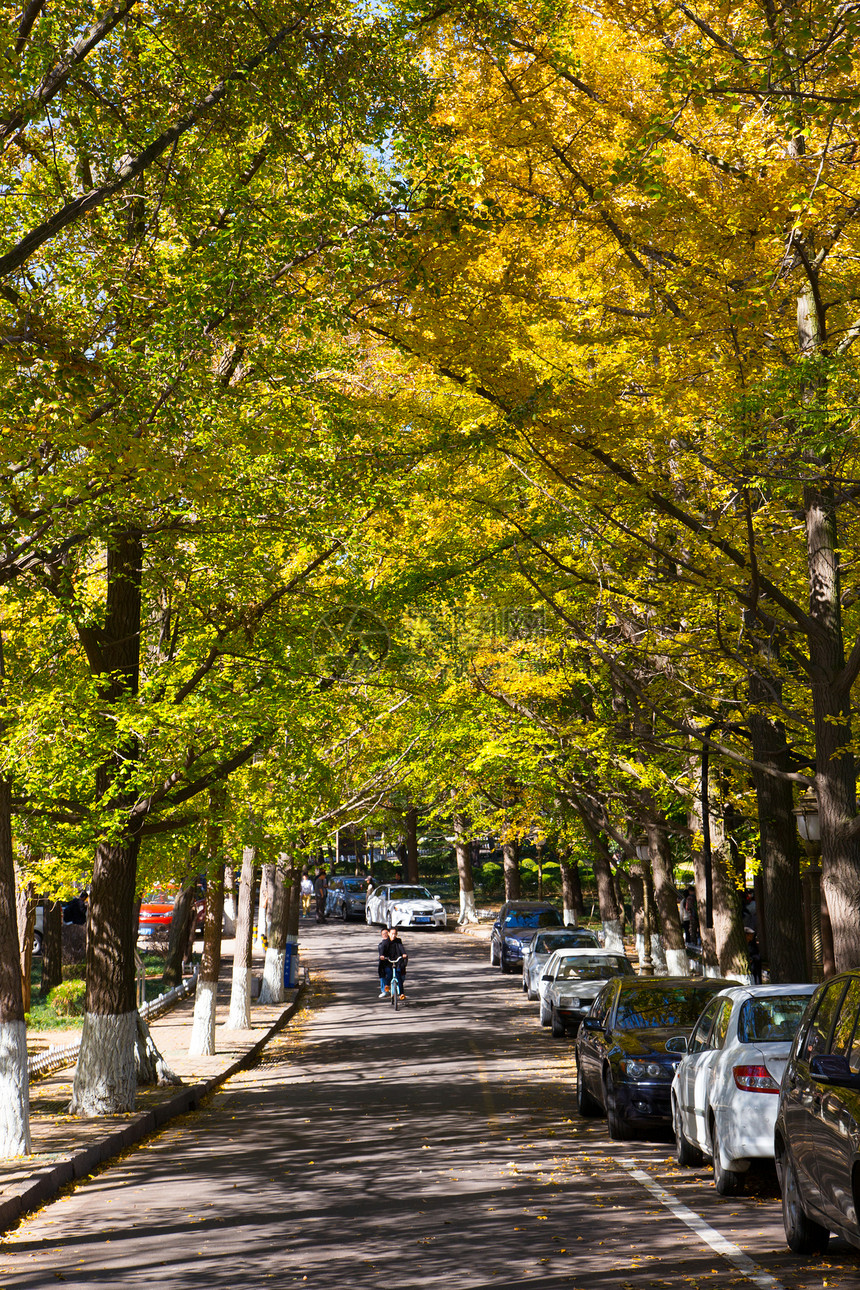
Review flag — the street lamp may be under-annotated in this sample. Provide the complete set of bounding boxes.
[793,790,822,981]
[635,837,654,976]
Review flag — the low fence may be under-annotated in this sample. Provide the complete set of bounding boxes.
[27,972,198,1083]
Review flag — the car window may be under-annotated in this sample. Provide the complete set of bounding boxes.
[557,957,632,981]
[688,998,722,1053]
[615,985,725,1030]
[591,983,615,1026]
[539,931,599,954]
[342,878,365,892]
[737,994,812,1043]
[390,887,433,900]
[504,910,563,929]
[712,999,733,1050]
[803,979,850,1062]
[830,978,860,1064]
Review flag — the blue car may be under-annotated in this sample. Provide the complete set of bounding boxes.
[490,901,563,974]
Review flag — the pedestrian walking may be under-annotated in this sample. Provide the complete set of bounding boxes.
[314,868,329,923]
[301,870,314,917]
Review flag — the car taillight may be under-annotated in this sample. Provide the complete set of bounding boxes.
[733,1064,780,1093]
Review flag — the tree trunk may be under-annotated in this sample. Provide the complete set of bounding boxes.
[748,707,807,981]
[585,827,624,951]
[15,873,34,1014]
[802,485,860,971]
[560,855,582,926]
[711,841,751,982]
[71,835,139,1115]
[163,885,195,989]
[646,820,689,975]
[502,836,521,900]
[227,846,256,1030]
[40,899,63,996]
[0,772,30,1157]
[189,783,227,1057]
[257,862,274,950]
[259,859,288,1004]
[71,529,143,1117]
[453,815,477,924]
[222,864,236,935]
[404,807,420,883]
[285,863,300,989]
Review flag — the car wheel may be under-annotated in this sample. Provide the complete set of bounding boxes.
[711,1117,744,1196]
[490,940,500,967]
[576,1063,601,1116]
[781,1153,830,1254]
[522,973,528,992]
[527,984,538,1001]
[551,1007,566,1039]
[603,1070,632,1141]
[673,1097,702,1167]
[341,902,348,921]
[539,998,551,1026]
[32,929,44,956]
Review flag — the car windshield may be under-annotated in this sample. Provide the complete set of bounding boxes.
[615,986,723,1029]
[557,957,632,980]
[737,995,811,1043]
[504,910,563,929]
[537,931,599,954]
[391,887,433,901]
[341,878,366,893]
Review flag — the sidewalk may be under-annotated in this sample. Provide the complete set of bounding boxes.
[0,948,305,1234]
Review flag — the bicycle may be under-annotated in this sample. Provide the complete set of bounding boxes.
[389,955,405,1011]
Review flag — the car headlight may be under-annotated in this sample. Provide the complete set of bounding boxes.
[623,1060,674,1081]
[559,996,580,1009]
[505,937,523,949]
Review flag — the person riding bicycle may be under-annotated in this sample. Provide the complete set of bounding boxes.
[387,929,408,999]
[378,928,408,998]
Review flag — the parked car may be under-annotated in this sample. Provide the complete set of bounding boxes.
[138,889,205,942]
[774,969,860,1254]
[327,876,368,921]
[490,902,563,973]
[522,928,601,1000]
[672,983,816,1194]
[365,884,447,929]
[575,975,730,1140]
[540,948,636,1037]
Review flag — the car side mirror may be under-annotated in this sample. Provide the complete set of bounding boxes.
[810,1054,860,1088]
[541,974,552,982]
[493,920,500,929]
[580,1017,604,1033]
[665,1035,688,1053]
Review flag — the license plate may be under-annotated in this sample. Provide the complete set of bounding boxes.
[414,916,431,924]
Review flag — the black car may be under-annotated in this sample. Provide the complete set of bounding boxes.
[327,876,368,921]
[575,975,730,1139]
[490,901,563,974]
[774,969,860,1255]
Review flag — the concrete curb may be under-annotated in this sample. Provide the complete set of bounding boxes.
[1,982,307,1235]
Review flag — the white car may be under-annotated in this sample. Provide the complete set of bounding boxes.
[671,983,817,1195]
[522,927,601,1000]
[538,948,636,1033]
[365,884,447,930]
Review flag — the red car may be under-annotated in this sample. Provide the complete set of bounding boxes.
[138,889,204,940]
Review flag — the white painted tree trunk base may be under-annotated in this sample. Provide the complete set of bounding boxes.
[458,890,478,924]
[666,947,690,977]
[726,971,754,985]
[563,905,578,927]
[188,979,217,1056]
[602,919,624,953]
[703,962,724,978]
[259,948,285,1004]
[71,1012,137,1116]
[227,965,251,1030]
[0,1020,31,1157]
[651,934,668,974]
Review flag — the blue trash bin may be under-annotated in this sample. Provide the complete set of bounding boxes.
[283,942,298,988]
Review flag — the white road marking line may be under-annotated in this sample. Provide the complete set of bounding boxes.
[618,1158,785,1290]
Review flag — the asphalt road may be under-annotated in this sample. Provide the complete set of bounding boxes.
[2,923,859,1289]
